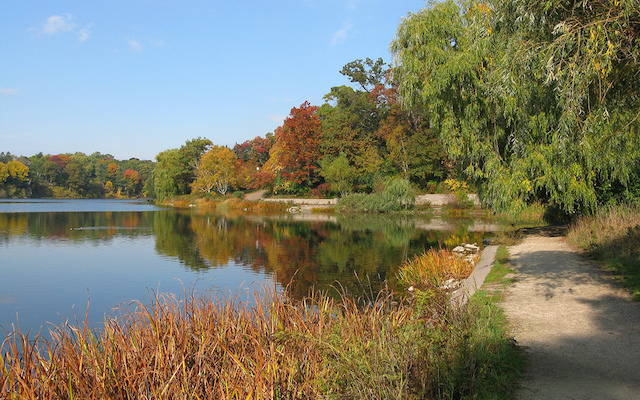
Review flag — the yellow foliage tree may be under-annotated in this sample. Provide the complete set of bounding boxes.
[7,160,29,182]
[0,162,8,184]
[191,145,237,195]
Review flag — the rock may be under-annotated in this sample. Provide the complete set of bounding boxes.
[452,246,466,253]
[464,243,479,251]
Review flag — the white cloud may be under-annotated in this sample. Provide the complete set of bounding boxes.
[77,27,91,43]
[31,14,92,42]
[128,38,143,53]
[0,88,19,95]
[42,14,76,34]
[331,19,353,46]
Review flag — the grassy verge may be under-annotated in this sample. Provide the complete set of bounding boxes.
[567,204,640,300]
[160,195,289,214]
[1,248,523,399]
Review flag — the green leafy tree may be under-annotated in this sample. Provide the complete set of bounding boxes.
[319,153,357,196]
[152,138,212,201]
[391,0,640,214]
[153,149,184,201]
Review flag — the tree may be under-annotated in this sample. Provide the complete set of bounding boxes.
[152,138,212,201]
[0,162,8,185]
[123,169,142,197]
[340,57,388,93]
[7,160,29,185]
[271,102,322,190]
[191,145,237,195]
[319,153,357,196]
[153,149,184,201]
[107,163,118,179]
[391,0,640,214]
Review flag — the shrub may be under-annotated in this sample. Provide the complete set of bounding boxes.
[336,178,416,213]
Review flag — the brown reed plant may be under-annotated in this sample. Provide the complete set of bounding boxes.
[1,249,518,400]
[1,286,331,399]
[397,249,477,292]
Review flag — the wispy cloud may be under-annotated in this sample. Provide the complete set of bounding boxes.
[128,38,143,53]
[31,14,92,42]
[331,19,353,46]
[77,27,91,43]
[42,13,76,34]
[124,37,166,53]
[0,88,19,95]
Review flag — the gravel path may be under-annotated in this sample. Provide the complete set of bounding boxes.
[501,231,640,400]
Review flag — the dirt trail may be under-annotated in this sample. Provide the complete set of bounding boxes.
[501,231,640,400]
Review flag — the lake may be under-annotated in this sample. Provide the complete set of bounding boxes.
[0,199,494,335]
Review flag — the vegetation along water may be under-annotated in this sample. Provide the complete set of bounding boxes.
[1,0,639,397]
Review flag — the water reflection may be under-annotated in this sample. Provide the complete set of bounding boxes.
[0,206,494,333]
[152,210,492,299]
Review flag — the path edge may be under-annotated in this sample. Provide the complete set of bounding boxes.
[451,245,498,307]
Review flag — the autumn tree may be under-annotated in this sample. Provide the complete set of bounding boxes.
[7,160,29,183]
[269,102,322,192]
[191,145,237,195]
[233,134,275,189]
[0,162,9,185]
[123,169,142,197]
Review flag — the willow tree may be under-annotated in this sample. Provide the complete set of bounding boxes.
[391,0,640,214]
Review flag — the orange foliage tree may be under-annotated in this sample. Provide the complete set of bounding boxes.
[271,102,322,190]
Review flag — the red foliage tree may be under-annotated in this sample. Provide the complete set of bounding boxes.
[123,169,141,196]
[275,102,321,186]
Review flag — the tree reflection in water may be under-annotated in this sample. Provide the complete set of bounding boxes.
[159,210,490,299]
[0,209,491,300]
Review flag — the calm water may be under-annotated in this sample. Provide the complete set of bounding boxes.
[0,199,493,334]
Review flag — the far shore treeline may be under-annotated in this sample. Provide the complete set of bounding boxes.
[0,58,451,203]
[2,0,639,218]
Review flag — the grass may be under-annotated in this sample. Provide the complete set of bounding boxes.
[397,249,478,291]
[1,248,523,399]
[568,204,640,300]
[161,195,289,215]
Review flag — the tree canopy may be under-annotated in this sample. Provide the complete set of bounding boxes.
[391,0,640,214]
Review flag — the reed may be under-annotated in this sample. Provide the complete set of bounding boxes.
[397,249,477,291]
[1,249,517,399]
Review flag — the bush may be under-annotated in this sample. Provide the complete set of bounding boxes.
[336,178,416,213]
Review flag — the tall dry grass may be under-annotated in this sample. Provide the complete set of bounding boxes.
[397,249,477,291]
[567,204,640,252]
[1,248,520,399]
[1,287,327,399]
[568,204,640,299]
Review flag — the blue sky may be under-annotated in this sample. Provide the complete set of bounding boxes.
[1,0,426,161]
